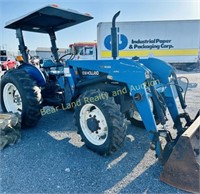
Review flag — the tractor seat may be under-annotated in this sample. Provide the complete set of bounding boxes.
[40,59,58,68]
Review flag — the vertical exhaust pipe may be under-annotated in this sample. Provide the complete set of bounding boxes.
[111,11,120,60]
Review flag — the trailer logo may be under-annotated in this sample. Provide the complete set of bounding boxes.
[104,34,128,50]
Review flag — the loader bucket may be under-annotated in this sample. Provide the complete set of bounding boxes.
[160,115,200,193]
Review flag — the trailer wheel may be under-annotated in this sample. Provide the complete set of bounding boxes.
[74,90,127,155]
[1,69,42,128]
[126,97,154,128]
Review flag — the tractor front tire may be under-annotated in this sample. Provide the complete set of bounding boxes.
[0,69,42,128]
[74,90,127,155]
[126,97,154,128]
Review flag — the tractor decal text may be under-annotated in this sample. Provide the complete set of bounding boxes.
[40,79,160,116]
[130,79,160,91]
[83,92,109,104]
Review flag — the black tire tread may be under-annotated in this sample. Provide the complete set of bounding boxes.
[126,110,145,128]
[74,89,127,155]
[1,69,42,128]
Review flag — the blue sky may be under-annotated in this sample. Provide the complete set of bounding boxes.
[0,0,199,53]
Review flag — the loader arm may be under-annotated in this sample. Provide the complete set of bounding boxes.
[140,58,186,134]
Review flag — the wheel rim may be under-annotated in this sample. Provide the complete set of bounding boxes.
[133,97,154,121]
[79,103,108,146]
[3,83,22,114]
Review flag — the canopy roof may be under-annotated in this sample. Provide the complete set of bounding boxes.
[5,5,93,33]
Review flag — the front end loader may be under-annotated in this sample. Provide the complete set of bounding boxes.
[160,114,200,193]
[1,5,199,193]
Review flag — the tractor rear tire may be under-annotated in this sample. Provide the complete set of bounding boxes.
[0,69,42,128]
[74,90,127,155]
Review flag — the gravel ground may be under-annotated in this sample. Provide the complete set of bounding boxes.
[0,69,199,194]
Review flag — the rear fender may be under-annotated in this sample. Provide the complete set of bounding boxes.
[18,63,46,87]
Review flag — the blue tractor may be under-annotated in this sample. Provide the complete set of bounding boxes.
[0,5,199,192]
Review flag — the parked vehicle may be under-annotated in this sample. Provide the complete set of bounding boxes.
[1,5,199,193]
[1,57,16,70]
[69,42,97,60]
[0,50,17,70]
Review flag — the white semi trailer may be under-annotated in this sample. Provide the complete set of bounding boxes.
[97,19,200,70]
[70,19,200,70]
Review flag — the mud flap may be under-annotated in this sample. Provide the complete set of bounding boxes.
[160,115,200,193]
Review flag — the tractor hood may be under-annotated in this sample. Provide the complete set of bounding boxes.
[5,5,93,33]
